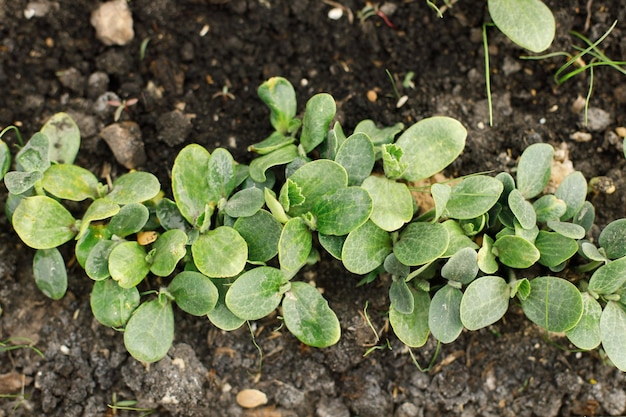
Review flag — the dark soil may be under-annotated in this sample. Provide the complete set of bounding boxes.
[1,0,626,416]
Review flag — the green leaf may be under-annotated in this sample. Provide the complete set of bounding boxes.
[460,276,510,330]
[78,198,120,239]
[492,235,540,268]
[75,224,112,269]
[279,217,313,274]
[312,186,373,236]
[361,176,413,232]
[108,203,150,238]
[546,220,586,240]
[488,0,555,53]
[16,132,50,172]
[342,220,392,274]
[40,112,80,164]
[109,241,150,288]
[477,234,498,274]
[33,248,67,300]
[225,267,288,320]
[515,143,553,199]
[394,222,449,266]
[396,116,466,181]
[441,247,478,285]
[233,210,282,262]
[285,159,348,217]
[354,119,404,146]
[588,256,626,295]
[555,171,587,221]
[156,198,188,231]
[334,133,375,186]
[380,143,408,179]
[248,131,295,155]
[600,301,626,372]
[3,171,43,195]
[444,176,503,219]
[318,234,345,260]
[192,227,248,278]
[389,288,430,347]
[208,148,237,200]
[565,292,602,350]
[149,229,188,276]
[534,231,578,268]
[106,171,160,205]
[278,178,305,212]
[257,77,298,134]
[283,281,340,347]
[431,183,451,222]
[533,195,566,222]
[90,278,140,328]
[599,219,626,259]
[208,278,245,331]
[384,253,410,278]
[86,240,118,280]
[168,271,218,316]
[389,278,414,314]
[224,187,264,218]
[510,278,531,300]
[441,220,478,257]
[508,189,536,229]
[521,276,583,332]
[300,93,336,153]
[42,164,99,201]
[124,299,174,363]
[249,144,298,183]
[429,284,463,343]
[12,196,77,249]
[171,144,212,226]
[572,201,595,233]
[0,140,10,180]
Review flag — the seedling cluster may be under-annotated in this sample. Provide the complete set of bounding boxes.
[1,77,625,371]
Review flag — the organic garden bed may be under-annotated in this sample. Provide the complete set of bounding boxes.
[1,0,626,416]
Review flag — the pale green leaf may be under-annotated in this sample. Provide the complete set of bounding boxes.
[312,186,373,236]
[278,217,312,274]
[285,159,347,217]
[389,288,430,347]
[342,220,392,274]
[600,301,626,372]
[588,256,626,295]
[300,93,336,153]
[249,144,298,183]
[334,132,375,185]
[488,0,555,53]
[108,203,150,238]
[394,222,449,266]
[109,241,150,288]
[477,234,498,274]
[565,292,602,350]
[257,77,298,134]
[445,176,503,219]
[171,144,212,226]
[354,119,404,146]
[429,284,463,343]
[33,248,67,300]
[460,276,510,330]
[492,235,540,268]
[12,196,77,249]
[225,267,288,320]
[533,195,566,222]
[534,231,578,268]
[124,299,174,363]
[149,229,188,277]
[42,164,99,201]
[441,247,478,285]
[521,276,583,332]
[361,176,413,232]
[515,143,553,199]
[599,219,626,259]
[192,227,248,278]
[508,189,536,229]
[555,171,587,221]
[168,271,218,316]
[224,187,265,218]
[90,278,140,328]
[40,112,81,164]
[106,171,160,205]
[234,209,282,262]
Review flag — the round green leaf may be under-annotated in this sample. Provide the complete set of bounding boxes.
[441,219,479,257]
[312,186,373,236]
[12,196,77,249]
[282,281,340,347]
[460,276,510,330]
[599,219,626,259]
[533,195,566,222]
[445,176,503,220]
[286,160,348,217]
[40,112,80,164]
[565,292,602,350]
[441,247,478,285]
[108,203,150,238]
[86,240,118,281]
[279,218,313,274]
[16,132,50,172]
[4,171,43,195]
[488,0,555,53]
[156,198,188,231]
[109,241,150,288]
[534,231,578,268]
[555,171,587,221]
[169,271,218,316]
[588,256,626,296]
[106,171,160,205]
[208,278,245,331]
[572,201,595,233]
[521,276,583,332]
[224,187,265,218]
[492,235,540,268]
[389,288,430,348]
[545,220,586,240]
[75,224,112,269]
[208,148,237,200]
[77,198,120,239]
[508,189,536,230]
[354,119,404,146]
[600,301,626,372]
[42,164,99,201]
[341,220,392,274]
[389,278,414,315]
[318,233,345,260]
[149,229,188,277]
[172,144,212,226]
[233,209,281,262]
[361,176,413,232]
[394,222,449,266]
[515,143,553,199]
[192,227,248,278]
[225,267,288,320]
[90,278,140,328]
[124,299,174,363]
[300,93,336,153]
[429,284,463,343]
[334,132,375,186]
[396,116,466,182]
[257,77,298,134]
[33,248,67,300]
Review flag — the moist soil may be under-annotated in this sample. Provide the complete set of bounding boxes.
[1,0,626,416]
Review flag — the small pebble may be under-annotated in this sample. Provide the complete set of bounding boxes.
[328,7,343,20]
[90,0,134,46]
[367,90,377,103]
[616,126,626,138]
[569,131,592,142]
[99,121,146,169]
[236,389,268,409]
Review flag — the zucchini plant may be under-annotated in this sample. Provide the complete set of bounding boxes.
[2,77,626,372]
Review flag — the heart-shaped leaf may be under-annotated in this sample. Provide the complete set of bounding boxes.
[168,271,219,316]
